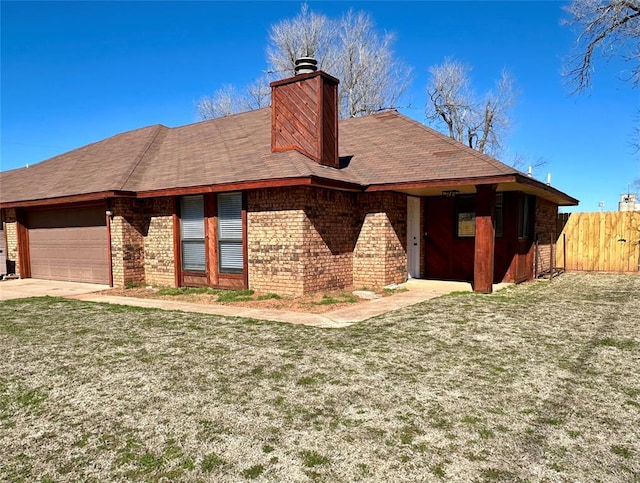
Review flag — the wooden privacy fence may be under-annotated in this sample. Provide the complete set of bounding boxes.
[556,212,640,273]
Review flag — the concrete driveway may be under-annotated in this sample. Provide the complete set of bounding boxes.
[0,278,110,301]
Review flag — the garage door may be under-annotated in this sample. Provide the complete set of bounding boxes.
[28,205,109,284]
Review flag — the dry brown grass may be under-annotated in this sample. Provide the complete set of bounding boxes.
[0,272,638,482]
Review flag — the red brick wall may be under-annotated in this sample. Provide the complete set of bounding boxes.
[247,187,308,296]
[110,197,174,287]
[534,197,559,276]
[354,192,407,288]
[248,187,408,296]
[110,199,145,286]
[302,188,358,293]
[106,187,409,295]
[141,198,174,286]
[247,186,358,296]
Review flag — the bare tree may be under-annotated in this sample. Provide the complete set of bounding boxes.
[245,76,272,110]
[335,10,410,118]
[564,0,640,91]
[267,6,411,119]
[508,152,548,175]
[267,3,339,78]
[565,1,640,184]
[197,4,410,121]
[197,76,271,120]
[196,84,238,120]
[426,58,516,156]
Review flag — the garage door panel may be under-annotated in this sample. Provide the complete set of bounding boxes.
[28,207,109,284]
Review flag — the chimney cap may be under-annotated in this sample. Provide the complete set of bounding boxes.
[295,57,318,75]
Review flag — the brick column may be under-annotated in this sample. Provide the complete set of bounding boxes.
[353,192,407,289]
[110,199,146,287]
[474,184,496,293]
[3,208,19,276]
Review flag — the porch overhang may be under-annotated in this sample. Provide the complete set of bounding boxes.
[365,174,579,207]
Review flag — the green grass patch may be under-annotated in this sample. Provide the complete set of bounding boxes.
[480,468,517,480]
[384,287,409,294]
[0,384,48,418]
[300,450,330,467]
[156,287,259,302]
[611,445,633,459]
[201,452,225,472]
[138,452,164,471]
[15,388,48,409]
[431,464,446,478]
[216,289,255,302]
[478,428,495,439]
[595,338,638,350]
[156,286,220,296]
[462,415,483,425]
[315,293,358,305]
[242,464,265,479]
[262,444,275,454]
[256,293,281,301]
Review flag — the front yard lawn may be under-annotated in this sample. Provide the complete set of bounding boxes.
[1,273,638,481]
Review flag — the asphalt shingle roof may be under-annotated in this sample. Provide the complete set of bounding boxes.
[0,108,575,205]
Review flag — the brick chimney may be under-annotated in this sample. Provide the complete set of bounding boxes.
[270,58,340,168]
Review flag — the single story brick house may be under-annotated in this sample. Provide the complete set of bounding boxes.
[0,64,577,295]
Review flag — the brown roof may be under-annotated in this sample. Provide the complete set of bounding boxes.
[0,108,577,206]
[340,111,517,185]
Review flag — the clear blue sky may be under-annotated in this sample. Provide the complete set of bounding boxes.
[2,1,638,212]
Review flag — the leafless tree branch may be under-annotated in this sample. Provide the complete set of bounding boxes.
[564,0,640,92]
[196,76,271,120]
[267,5,411,119]
[426,59,517,156]
[197,4,411,121]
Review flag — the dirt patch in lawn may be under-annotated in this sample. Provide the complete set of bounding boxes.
[98,286,399,313]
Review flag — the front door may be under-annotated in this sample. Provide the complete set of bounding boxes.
[407,196,421,278]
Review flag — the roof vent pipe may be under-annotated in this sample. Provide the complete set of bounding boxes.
[295,57,318,75]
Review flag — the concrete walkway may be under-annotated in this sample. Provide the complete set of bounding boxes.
[0,278,110,300]
[0,278,510,328]
[72,279,481,328]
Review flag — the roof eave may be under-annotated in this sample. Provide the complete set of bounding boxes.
[513,174,579,206]
[0,190,137,209]
[134,175,362,199]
